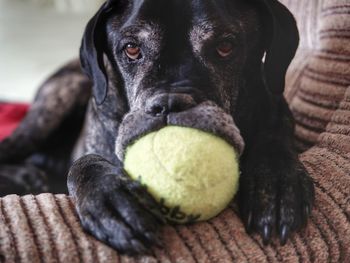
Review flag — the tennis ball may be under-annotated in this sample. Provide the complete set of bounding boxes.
[124,126,239,223]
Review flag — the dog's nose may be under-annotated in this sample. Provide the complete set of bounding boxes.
[146,93,196,116]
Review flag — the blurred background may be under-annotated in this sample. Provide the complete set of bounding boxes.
[0,0,104,102]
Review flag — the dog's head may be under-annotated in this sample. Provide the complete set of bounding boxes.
[80,0,298,160]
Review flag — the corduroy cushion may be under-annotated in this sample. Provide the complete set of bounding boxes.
[0,1,349,262]
[283,0,350,151]
[1,127,349,263]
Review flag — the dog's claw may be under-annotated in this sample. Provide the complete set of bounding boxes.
[145,231,163,248]
[279,224,289,246]
[305,205,310,217]
[130,239,150,255]
[245,211,253,233]
[303,205,311,226]
[262,224,272,245]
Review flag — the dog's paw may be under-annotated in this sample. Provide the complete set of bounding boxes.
[76,184,163,254]
[73,169,163,255]
[238,161,314,245]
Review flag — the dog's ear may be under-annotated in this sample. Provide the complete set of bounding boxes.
[259,0,299,95]
[80,0,121,105]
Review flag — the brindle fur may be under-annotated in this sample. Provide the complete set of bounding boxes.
[0,0,314,255]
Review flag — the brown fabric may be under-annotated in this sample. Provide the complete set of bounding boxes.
[0,1,349,262]
[283,0,350,151]
[1,132,350,263]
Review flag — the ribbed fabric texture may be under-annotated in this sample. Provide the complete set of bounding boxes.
[0,1,349,262]
[1,154,349,263]
[283,0,350,151]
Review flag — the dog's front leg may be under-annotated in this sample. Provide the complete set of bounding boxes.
[68,154,163,254]
[238,97,315,245]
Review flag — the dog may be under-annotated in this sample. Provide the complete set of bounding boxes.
[0,0,314,255]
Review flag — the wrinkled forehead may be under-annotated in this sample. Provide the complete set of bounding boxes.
[109,0,259,37]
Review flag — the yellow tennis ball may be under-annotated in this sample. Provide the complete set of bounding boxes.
[124,126,239,223]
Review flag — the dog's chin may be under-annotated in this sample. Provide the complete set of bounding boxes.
[115,101,245,161]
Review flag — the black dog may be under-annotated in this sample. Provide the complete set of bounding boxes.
[0,0,314,255]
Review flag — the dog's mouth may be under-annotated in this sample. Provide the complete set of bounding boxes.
[115,101,245,161]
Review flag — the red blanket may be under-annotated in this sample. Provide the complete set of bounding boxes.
[0,103,29,141]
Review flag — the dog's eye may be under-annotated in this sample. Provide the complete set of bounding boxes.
[216,41,233,58]
[124,43,142,60]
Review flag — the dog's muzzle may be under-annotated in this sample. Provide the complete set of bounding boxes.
[115,95,245,161]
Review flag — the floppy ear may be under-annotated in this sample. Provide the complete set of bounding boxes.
[80,1,119,105]
[259,0,299,95]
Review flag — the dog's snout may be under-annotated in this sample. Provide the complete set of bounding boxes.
[146,93,196,116]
